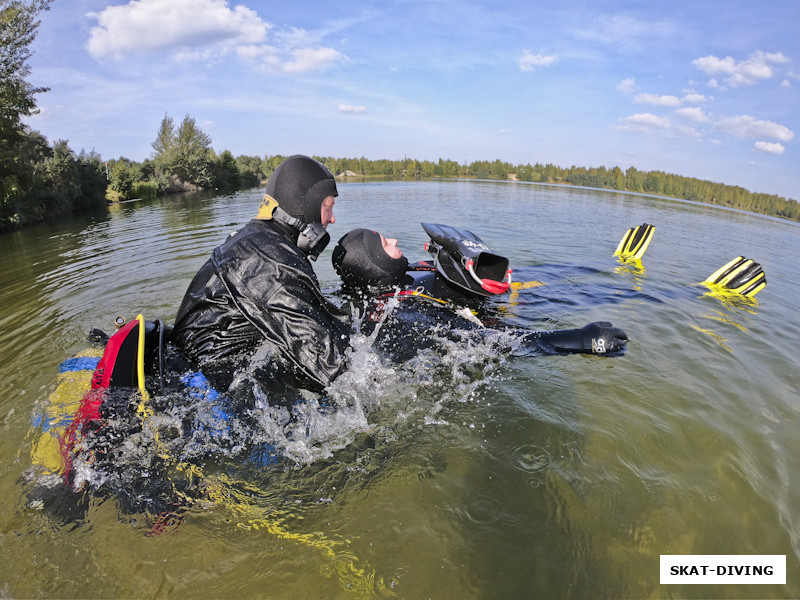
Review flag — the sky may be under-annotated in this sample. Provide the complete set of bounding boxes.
[23,0,800,200]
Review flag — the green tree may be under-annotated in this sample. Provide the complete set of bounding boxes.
[75,150,108,209]
[150,113,214,188]
[490,159,510,179]
[150,113,175,172]
[625,166,643,192]
[420,159,436,177]
[41,140,78,195]
[644,171,664,194]
[213,149,241,190]
[262,155,286,180]
[23,139,103,222]
[173,115,212,186]
[1,0,52,226]
[612,166,625,190]
[108,157,137,199]
[235,154,264,187]
[0,0,51,165]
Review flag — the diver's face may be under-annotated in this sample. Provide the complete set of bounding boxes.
[321,196,336,228]
[380,234,403,259]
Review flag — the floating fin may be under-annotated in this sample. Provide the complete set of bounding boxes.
[703,256,766,297]
[510,280,545,290]
[421,222,512,296]
[508,280,545,307]
[614,223,655,260]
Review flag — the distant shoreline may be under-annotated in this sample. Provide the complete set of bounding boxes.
[331,172,799,224]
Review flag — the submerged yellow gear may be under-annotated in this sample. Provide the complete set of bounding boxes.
[30,348,103,480]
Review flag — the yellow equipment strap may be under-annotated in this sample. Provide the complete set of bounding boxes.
[136,314,147,397]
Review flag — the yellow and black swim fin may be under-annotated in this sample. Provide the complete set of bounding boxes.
[614,223,655,261]
[702,256,766,298]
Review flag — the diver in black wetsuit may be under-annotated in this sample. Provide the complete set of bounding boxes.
[331,226,629,357]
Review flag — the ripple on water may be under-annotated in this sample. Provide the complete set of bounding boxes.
[511,443,552,474]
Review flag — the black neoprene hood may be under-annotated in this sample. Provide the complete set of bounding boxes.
[264,155,338,223]
[332,229,409,290]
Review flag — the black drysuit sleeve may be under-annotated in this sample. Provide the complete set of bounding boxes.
[515,321,628,356]
[352,295,627,359]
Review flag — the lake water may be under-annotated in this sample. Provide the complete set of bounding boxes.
[0,180,798,598]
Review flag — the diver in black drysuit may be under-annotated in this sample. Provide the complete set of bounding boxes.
[172,155,350,397]
[37,157,348,520]
[331,227,629,359]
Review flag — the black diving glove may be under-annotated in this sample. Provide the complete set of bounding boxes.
[523,321,628,355]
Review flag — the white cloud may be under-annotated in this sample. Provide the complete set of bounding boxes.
[634,93,681,107]
[619,113,670,132]
[283,47,343,73]
[339,104,366,114]
[518,51,556,72]
[715,115,794,141]
[634,91,709,107]
[572,14,676,47]
[237,44,344,73]
[682,92,709,104]
[236,44,280,70]
[753,141,785,155]
[692,50,790,87]
[675,107,710,123]
[275,26,313,48]
[674,125,703,139]
[617,77,636,94]
[86,0,344,74]
[781,79,792,88]
[86,0,267,60]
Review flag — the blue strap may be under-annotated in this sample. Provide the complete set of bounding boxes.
[58,356,101,373]
[180,371,221,401]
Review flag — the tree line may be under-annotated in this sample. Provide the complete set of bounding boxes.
[315,157,800,222]
[2,0,797,233]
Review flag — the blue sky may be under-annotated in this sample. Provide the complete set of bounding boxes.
[25,0,800,200]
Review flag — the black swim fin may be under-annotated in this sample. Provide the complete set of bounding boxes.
[421,223,511,296]
[702,256,766,297]
[614,223,655,260]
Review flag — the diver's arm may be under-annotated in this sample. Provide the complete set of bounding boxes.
[215,235,351,392]
[519,321,628,356]
[246,275,351,391]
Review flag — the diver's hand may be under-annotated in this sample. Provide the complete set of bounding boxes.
[578,321,628,354]
[518,321,628,356]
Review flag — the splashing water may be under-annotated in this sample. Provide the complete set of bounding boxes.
[42,293,513,513]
